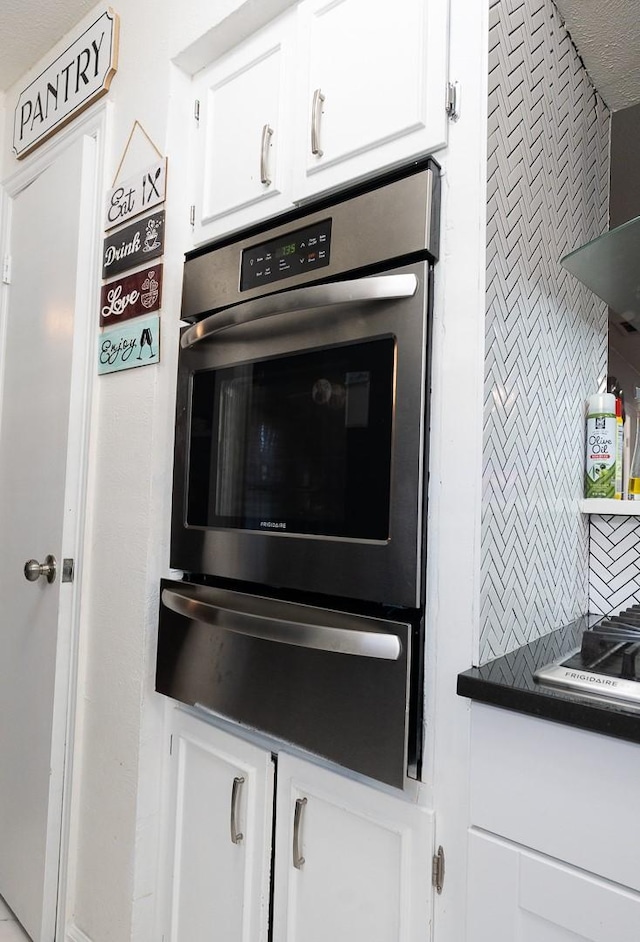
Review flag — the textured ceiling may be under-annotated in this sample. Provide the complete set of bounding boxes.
[553,0,640,110]
[0,0,639,110]
[0,0,96,92]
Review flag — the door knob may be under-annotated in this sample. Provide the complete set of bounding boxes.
[24,555,57,584]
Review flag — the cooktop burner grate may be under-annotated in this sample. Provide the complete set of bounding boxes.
[534,605,640,708]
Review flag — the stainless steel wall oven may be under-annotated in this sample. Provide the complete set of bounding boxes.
[156,160,440,789]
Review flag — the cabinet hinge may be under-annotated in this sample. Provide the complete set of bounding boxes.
[189,205,196,227]
[445,81,460,121]
[2,254,11,285]
[194,99,200,124]
[432,845,445,894]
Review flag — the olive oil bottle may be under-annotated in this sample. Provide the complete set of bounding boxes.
[585,393,617,499]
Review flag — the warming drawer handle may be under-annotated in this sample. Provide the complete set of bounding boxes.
[180,274,418,348]
[161,588,402,661]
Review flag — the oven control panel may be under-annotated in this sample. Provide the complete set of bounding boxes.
[240,219,332,291]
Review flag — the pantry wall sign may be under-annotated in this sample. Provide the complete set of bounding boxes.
[13,8,119,159]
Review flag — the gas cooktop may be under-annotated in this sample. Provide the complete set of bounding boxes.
[534,605,640,709]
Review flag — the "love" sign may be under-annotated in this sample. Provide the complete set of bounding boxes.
[100,265,163,326]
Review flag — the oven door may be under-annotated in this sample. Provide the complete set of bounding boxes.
[170,260,431,608]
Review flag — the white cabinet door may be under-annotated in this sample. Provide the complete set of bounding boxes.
[467,830,640,942]
[166,709,274,942]
[192,12,296,243]
[273,753,434,942]
[470,704,640,892]
[294,0,449,201]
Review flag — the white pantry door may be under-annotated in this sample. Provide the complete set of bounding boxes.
[0,134,96,942]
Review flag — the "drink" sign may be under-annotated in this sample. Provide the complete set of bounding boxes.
[102,210,164,279]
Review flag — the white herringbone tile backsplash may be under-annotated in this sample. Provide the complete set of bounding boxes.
[589,515,640,615]
[480,0,610,663]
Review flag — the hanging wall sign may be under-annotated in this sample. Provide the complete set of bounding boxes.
[104,158,167,230]
[98,313,160,374]
[100,264,163,326]
[102,209,165,279]
[13,9,119,159]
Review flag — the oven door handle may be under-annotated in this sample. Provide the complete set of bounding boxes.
[161,588,402,661]
[180,273,418,348]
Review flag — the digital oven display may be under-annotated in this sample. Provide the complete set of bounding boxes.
[240,218,332,290]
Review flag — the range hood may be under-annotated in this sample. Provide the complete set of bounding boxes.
[561,215,640,323]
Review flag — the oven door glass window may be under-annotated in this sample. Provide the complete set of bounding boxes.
[186,338,395,540]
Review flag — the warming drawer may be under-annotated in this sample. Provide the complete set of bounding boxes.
[156,579,414,788]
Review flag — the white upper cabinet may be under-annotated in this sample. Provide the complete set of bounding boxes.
[192,12,296,244]
[293,0,449,202]
[191,0,449,244]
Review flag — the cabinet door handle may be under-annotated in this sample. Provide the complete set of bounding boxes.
[260,124,273,185]
[230,775,245,844]
[293,797,307,869]
[311,88,325,157]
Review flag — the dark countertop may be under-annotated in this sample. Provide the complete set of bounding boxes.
[457,615,640,744]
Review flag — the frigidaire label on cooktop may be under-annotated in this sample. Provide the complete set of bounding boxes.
[240,219,332,291]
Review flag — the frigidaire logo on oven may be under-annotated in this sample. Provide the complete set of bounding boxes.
[260,521,287,530]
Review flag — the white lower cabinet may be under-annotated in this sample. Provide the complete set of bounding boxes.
[164,708,435,942]
[165,709,275,942]
[272,753,435,942]
[468,705,640,942]
[468,830,640,942]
